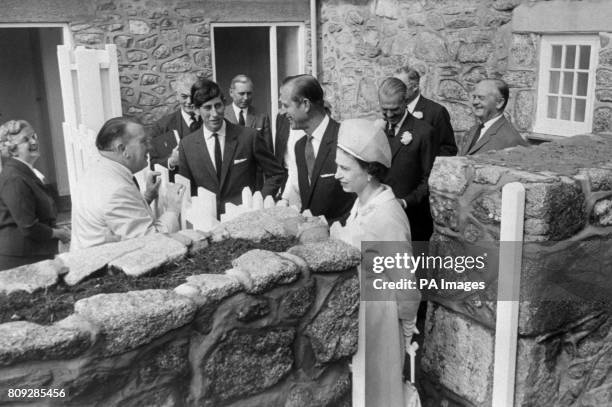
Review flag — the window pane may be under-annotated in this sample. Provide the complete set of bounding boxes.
[565,45,576,69]
[560,97,572,120]
[579,45,591,69]
[574,99,586,122]
[548,71,560,93]
[547,96,558,119]
[552,45,562,68]
[576,72,588,96]
[562,72,574,95]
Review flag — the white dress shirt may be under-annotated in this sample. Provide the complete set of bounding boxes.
[203,122,226,170]
[71,156,179,250]
[281,115,329,206]
[232,104,248,123]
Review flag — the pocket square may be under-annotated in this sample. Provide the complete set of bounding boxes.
[320,173,335,178]
[233,158,248,164]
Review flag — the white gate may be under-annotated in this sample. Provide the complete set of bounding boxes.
[57,44,122,192]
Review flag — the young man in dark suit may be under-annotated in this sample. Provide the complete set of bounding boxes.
[395,66,458,157]
[278,75,354,224]
[461,78,530,155]
[149,73,201,179]
[177,79,286,216]
[379,77,436,242]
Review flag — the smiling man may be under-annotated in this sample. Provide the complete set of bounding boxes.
[177,78,286,216]
[71,117,185,250]
[149,73,201,180]
[461,78,529,155]
[277,74,353,224]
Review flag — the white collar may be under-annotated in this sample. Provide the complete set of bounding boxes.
[181,109,198,124]
[203,121,227,140]
[350,184,396,218]
[13,157,46,182]
[309,114,330,141]
[407,94,421,114]
[232,103,248,120]
[481,113,504,133]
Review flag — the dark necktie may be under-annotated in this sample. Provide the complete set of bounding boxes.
[189,113,201,132]
[385,121,395,138]
[238,109,246,126]
[212,132,222,180]
[132,176,140,190]
[304,135,315,184]
[467,123,485,152]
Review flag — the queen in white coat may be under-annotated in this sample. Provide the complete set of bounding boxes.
[330,119,420,407]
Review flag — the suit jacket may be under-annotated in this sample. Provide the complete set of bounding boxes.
[274,113,291,164]
[0,158,58,262]
[295,119,355,224]
[225,104,272,144]
[414,96,458,157]
[384,114,436,242]
[460,115,530,155]
[178,120,286,215]
[71,156,180,250]
[149,109,198,178]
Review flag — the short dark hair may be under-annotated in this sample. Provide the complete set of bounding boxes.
[95,116,141,150]
[355,158,388,183]
[283,74,325,108]
[192,78,224,108]
[379,77,407,100]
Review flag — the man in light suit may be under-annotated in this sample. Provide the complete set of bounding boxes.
[461,78,530,155]
[178,79,286,217]
[278,75,354,224]
[379,77,436,242]
[149,73,201,180]
[394,66,458,157]
[72,117,184,250]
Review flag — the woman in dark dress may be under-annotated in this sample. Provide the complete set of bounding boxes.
[0,120,70,270]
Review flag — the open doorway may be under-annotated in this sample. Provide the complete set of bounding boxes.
[211,23,305,132]
[0,26,70,208]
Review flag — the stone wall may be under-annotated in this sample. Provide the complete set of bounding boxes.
[423,135,612,406]
[319,0,612,144]
[0,207,359,406]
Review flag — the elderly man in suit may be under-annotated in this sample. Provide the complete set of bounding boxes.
[394,66,458,157]
[461,78,529,155]
[379,77,436,242]
[149,73,201,180]
[72,117,185,250]
[278,75,354,223]
[178,79,286,216]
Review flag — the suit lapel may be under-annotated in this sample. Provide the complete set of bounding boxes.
[220,122,238,189]
[391,114,415,159]
[225,106,238,125]
[414,97,427,117]
[469,116,505,154]
[194,130,220,190]
[246,107,256,128]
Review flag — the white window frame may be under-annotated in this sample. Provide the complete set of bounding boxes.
[210,22,306,125]
[534,35,600,136]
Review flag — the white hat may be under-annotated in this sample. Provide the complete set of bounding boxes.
[337,118,392,168]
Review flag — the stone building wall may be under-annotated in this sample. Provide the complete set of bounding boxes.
[423,135,612,406]
[319,0,612,145]
[0,207,359,406]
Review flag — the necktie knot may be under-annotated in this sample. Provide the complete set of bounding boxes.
[189,112,201,131]
[385,121,395,138]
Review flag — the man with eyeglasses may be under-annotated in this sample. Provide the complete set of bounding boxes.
[71,117,185,250]
[149,73,201,180]
[461,78,529,155]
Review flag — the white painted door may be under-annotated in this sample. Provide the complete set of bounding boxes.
[56,44,122,193]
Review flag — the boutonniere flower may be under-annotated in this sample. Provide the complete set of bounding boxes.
[401,131,413,145]
[412,111,423,120]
